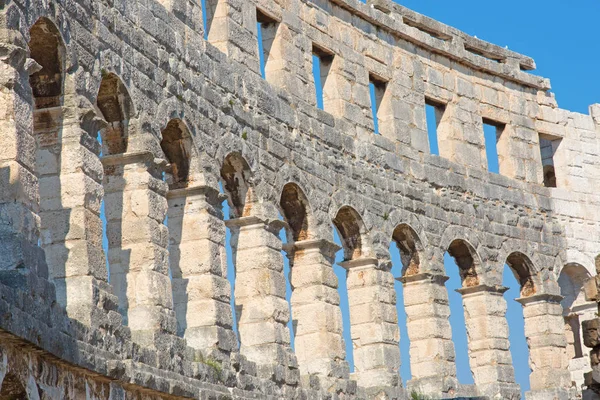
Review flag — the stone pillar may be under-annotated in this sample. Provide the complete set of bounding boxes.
[283,239,349,381]
[516,294,573,399]
[0,48,45,284]
[226,216,296,379]
[340,257,400,389]
[102,151,176,347]
[400,273,458,395]
[457,285,520,398]
[167,185,236,355]
[36,107,112,325]
[204,0,259,73]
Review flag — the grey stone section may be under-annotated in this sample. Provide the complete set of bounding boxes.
[0,0,598,398]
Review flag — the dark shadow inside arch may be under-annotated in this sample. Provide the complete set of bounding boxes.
[392,224,422,277]
[29,18,64,109]
[220,153,253,219]
[0,372,26,400]
[96,73,133,155]
[505,252,536,297]
[447,239,480,288]
[332,206,365,261]
[161,119,192,189]
[280,183,312,242]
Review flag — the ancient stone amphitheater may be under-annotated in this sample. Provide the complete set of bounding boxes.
[0,0,598,398]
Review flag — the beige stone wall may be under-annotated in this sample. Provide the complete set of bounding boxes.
[0,0,598,398]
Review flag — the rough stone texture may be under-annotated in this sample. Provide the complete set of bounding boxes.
[0,0,598,398]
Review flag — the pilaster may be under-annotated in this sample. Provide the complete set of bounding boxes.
[167,185,236,355]
[102,151,176,347]
[341,257,401,389]
[283,239,349,381]
[399,273,458,395]
[456,284,520,398]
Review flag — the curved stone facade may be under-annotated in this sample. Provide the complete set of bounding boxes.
[0,0,597,398]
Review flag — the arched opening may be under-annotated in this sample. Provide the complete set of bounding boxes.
[0,372,26,400]
[280,183,313,242]
[29,18,69,304]
[445,239,480,385]
[29,18,64,109]
[220,153,254,219]
[390,224,424,385]
[331,206,368,372]
[504,252,536,395]
[96,74,134,320]
[161,120,192,189]
[96,73,133,155]
[559,263,594,388]
[332,206,366,262]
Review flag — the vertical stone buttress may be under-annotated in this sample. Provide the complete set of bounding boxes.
[0,44,45,290]
[204,0,259,74]
[457,285,520,398]
[517,294,573,399]
[167,185,236,355]
[37,106,111,324]
[284,239,349,382]
[341,257,401,389]
[226,216,298,382]
[400,273,458,394]
[103,151,176,346]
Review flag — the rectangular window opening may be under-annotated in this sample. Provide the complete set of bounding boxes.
[425,98,445,156]
[256,9,278,80]
[538,133,561,188]
[482,118,505,174]
[312,44,334,111]
[369,74,387,135]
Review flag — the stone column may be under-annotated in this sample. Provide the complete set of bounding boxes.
[0,48,45,284]
[102,151,176,347]
[340,257,400,389]
[457,285,520,398]
[516,293,573,399]
[399,273,458,395]
[226,216,296,379]
[167,185,236,355]
[283,239,349,381]
[38,108,111,324]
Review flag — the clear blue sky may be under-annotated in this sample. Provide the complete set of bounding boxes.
[398,0,600,114]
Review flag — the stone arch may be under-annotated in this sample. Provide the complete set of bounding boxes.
[160,119,193,189]
[446,239,481,288]
[332,205,368,261]
[220,152,254,218]
[391,223,425,277]
[28,17,65,109]
[559,262,593,364]
[559,263,592,313]
[95,73,135,155]
[505,252,537,297]
[0,371,27,400]
[279,182,315,242]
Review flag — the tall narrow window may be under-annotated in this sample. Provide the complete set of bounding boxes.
[482,118,504,173]
[538,133,561,188]
[312,44,334,111]
[256,9,278,80]
[368,74,387,135]
[425,98,446,155]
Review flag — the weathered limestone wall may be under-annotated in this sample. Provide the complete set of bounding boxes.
[0,0,598,398]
